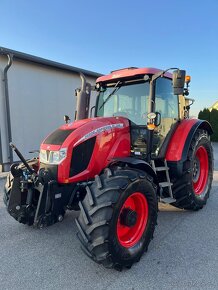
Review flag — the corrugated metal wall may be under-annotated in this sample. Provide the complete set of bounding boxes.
[0,56,97,170]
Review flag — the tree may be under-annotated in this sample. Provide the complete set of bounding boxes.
[198,108,210,122]
[198,108,218,141]
[210,109,218,142]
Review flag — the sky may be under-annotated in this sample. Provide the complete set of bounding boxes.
[0,0,218,116]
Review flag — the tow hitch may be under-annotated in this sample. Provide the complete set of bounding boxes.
[4,143,68,228]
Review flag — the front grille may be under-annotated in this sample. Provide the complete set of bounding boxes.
[70,137,96,177]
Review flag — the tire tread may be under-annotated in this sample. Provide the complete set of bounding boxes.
[76,166,158,270]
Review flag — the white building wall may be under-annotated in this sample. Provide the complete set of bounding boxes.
[0,56,98,167]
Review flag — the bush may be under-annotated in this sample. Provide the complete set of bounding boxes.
[210,109,218,141]
[198,108,210,121]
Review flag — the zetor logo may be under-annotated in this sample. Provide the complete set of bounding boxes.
[75,123,124,145]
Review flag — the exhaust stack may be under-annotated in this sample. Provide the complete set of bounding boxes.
[75,73,91,120]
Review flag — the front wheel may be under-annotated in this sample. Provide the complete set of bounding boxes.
[76,166,158,270]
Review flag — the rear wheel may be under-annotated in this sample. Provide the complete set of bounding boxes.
[172,129,213,210]
[76,166,158,270]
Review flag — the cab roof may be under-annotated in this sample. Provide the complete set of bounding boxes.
[96,67,172,83]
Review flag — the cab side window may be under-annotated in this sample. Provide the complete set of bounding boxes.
[152,77,179,156]
[155,78,179,119]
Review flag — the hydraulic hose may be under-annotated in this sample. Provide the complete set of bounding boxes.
[10,143,35,173]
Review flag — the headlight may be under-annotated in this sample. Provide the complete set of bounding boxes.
[40,148,67,165]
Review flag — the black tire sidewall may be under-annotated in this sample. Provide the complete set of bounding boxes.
[108,178,157,266]
[190,132,213,203]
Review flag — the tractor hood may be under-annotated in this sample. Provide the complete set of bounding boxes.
[40,117,130,183]
[41,116,129,150]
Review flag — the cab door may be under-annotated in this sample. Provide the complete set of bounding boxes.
[152,77,179,156]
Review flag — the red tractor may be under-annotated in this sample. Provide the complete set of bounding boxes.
[4,67,213,270]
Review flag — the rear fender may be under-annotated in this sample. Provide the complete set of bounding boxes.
[165,119,213,162]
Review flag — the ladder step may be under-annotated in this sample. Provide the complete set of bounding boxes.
[160,197,176,204]
[155,166,169,171]
[159,182,173,188]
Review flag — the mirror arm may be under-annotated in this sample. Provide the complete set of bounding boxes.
[90,106,96,118]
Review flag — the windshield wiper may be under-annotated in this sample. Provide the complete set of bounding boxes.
[98,81,122,111]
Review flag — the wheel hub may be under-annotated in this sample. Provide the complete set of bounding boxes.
[117,192,149,248]
[193,157,200,182]
[193,146,209,195]
[120,208,137,227]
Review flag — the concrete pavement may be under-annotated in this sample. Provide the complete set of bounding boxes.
[0,144,218,289]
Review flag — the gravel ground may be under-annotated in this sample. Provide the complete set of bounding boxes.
[0,144,218,290]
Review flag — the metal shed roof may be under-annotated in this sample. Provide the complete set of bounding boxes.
[0,46,102,78]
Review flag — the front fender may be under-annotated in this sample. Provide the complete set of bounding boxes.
[109,157,159,190]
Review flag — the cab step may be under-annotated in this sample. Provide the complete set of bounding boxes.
[151,159,174,201]
[159,182,173,188]
[160,197,176,204]
[155,166,169,171]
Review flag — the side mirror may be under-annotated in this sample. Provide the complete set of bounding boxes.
[147,112,161,129]
[154,112,161,126]
[172,69,186,95]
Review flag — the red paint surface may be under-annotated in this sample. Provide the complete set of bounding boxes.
[165,119,198,161]
[193,146,209,195]
[41,117,130,183]
[117,192,148,248]
[96,67,172,83]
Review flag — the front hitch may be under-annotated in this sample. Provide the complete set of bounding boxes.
[5,165,67,228]
[5,161,40,225]
[4,144,68,228]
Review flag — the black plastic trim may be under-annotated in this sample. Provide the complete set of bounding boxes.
[44,129,74,145]
[110,157,159,188]
[39,163,58,180]
[70,137,96,177]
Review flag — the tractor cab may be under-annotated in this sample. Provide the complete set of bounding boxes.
[94,67,186,159]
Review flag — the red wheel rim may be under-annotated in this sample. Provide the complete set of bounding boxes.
[193,146,209,195]
[116,192,148,248]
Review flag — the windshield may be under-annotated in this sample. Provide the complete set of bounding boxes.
[96,81,150,125]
